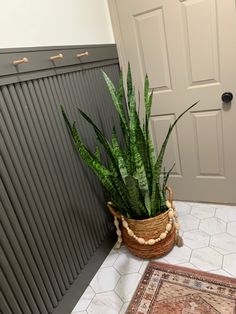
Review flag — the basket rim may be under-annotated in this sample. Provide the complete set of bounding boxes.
[124,208,171,223]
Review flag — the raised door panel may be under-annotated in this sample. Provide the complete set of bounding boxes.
[192,110,224,177]
[182,0,220,87]
[134,7,172,92]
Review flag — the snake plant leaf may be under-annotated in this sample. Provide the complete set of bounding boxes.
[127,62,133,109]
[144,190,151,216]
[111,129,128,180]
[116,71,131,146]
[129,90,149,192]
[117,71,124,109]
[102,71,128,129]
[150,101,199,211]
[143,76,155,187]
[61,108,118,194]
[108,161,131,212]
[147,133,155,172]
[95,146,101,161]
[124,176,147,218]
[162,164,175,198]
[144,74,149,106]
[144,75,153,121]
[65,114,129,216]
[77,108,123,178]
[143,75,153,136]
[135,123,152,192]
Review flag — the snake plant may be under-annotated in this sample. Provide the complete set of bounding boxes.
[62,65,198,219]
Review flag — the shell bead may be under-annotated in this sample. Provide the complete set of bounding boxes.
[160,232,167,239]
[137,237,145,244]
[114,218,119,227]
[166,223,172,231]
[122,220,128,228]
[127,229,134,237]
[116,230,121,236]
[166,200,172,208]
[147,239,155,245]
[168,211,174,218]
[117,237,122,243]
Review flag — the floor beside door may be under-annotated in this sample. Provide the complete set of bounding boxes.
[71,201,236,314]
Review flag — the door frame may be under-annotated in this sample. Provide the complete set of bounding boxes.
[108,0,128,74]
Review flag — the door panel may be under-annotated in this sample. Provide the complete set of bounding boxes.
[192,110,224,177]
[134,8,172,91]
[183,0,220,86]
[109,0,236,203]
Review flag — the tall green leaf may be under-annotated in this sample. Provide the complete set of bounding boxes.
[162,164,175,198]
[124,176,147,218]
[150,101,199,211]
[102,71,128,127]
[61,107,116,193]
[77,108,123,177]
[111,128,128,180]
[129,91,149,192]
[127,62,133,108]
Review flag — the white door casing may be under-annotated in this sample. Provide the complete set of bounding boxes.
[108,0,236,203]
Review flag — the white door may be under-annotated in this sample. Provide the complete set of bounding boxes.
[108,0,236,203]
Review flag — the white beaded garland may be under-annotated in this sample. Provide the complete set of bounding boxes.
[168,211,174,218]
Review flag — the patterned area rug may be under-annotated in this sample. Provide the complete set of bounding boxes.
[126,262,236,314]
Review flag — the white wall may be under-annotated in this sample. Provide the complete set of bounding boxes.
[0,0,114,48]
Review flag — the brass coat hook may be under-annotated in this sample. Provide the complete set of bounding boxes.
[49,53,63,61]
[12,57,29,65]
[76,51,89,58]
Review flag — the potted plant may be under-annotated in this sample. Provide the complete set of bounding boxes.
[61,65,198,259]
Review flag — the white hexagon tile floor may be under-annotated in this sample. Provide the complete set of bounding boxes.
[71,201,236,314]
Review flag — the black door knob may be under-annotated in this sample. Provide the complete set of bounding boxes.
[221,92,233,103]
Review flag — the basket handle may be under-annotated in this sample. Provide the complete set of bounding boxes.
[166,186,173,208]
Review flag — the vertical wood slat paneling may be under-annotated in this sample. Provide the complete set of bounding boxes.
[0,61,120,314]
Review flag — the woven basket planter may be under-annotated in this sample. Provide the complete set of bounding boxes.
[121,211,176,259]
[107,187,178,259]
